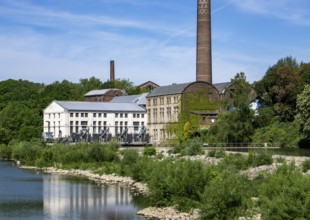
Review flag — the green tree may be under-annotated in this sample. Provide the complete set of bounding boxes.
[254,57,302,122]
[209,73,255,143]
[295,84,310,139]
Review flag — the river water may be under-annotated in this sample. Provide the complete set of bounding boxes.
[0,161,146,220]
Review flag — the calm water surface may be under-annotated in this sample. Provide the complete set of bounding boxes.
[0,161,146,220]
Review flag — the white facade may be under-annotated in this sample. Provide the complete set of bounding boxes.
[43,101,147,139]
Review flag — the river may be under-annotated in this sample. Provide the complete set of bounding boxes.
[0,161,146,220]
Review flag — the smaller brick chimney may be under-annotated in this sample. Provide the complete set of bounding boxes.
[110,60,115,82]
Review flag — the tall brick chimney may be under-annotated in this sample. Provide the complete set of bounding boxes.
[196,0,212,84]
[110,60,115,82]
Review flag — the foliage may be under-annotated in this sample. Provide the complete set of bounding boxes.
[173,138,204,156]
[254,57,303,122]
[201,170,252,220]
[178,87,219,141]
[122,149,140,165]
[147,159,212,210]
[301,159,310,172]
[251,122,301,148]
[209,73,255,143]
[207,149,225,158]
[258,164,310,219]
[143,147,157,156]
[295,84,310,139]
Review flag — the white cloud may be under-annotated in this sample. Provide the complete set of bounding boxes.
[232,0,310,26]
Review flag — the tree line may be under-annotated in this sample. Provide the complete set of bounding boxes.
[0,56,309,147]
[0,77,145,145]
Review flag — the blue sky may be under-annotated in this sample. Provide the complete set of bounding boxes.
[0,0,309,86]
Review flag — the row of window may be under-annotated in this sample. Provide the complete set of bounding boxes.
[152,129,173,141]
[148,96,180,106]
[148,107,178,123]
[69,112,145,118]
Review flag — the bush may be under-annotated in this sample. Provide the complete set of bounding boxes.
[302,159,310,172]
[147,159,212,210]
[258,164,310,219]
[0,144,12,159]
[201,170,252,219]
[122,149,139,165]
[143,147,157,156]
[250,151,273,167]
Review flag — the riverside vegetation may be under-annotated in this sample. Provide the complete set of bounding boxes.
[2,140,310,219]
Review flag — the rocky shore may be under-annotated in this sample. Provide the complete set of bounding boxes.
[21,166,149,195]
[21,152,310,220]
[137,207,200,220]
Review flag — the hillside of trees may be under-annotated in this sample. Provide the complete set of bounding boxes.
[0,56,309,147]
[0,77,144,145]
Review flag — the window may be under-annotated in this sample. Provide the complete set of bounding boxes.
[174,96,179,103]
[98,113,102,117]
[48,114,51,119]
[125,113,128,118]
[75,113,79,117]
[120,121,123,133]
[137,114,140,118]
[160,108,164,122]
[104,113,107,118]
[167,107,172,121]
[125,121,128,129]
[70,113,73,117]
[93,113,96,117]
[81,121,88,130]
[103,121,107,131]
[85,113,88,117]
[133,121,139,132]
[58,113,60,118]
[115,121,119,134]
[153,98,157,106]
[53,113,55,118]
[133,114,136,118]
[93,121,97,133]
[160,97,164,105]
[141,114,144,118]
[153,108,158,122]
[148,99,151,106]
[153,129,158,140]
[70,121,73,135]
[148,109,151,124]
[167,97,171,104]
[120,113,123,118]
[75,121,79,133]
[98,121,102,133]
[115,113,118,118]
[174,107,179,118]
[81,113,84,117]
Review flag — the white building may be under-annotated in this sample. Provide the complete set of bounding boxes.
[43,100,147,140]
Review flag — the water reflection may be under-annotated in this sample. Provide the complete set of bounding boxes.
[43,175,144,220]
[0,162,145,220]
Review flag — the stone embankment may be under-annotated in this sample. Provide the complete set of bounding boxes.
[22,166,148,195]
[137,207,200,220]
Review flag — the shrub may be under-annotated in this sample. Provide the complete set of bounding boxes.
[122,149,139,165]
[148,159,212,210]
[143,147,157,156]
[258,164,310,219]
[251,151,273,167]
[301,159,310,172]
[0,144,12,159]
[201,170,252,219]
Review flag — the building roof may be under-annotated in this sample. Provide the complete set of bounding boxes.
[147,82,192,97]
[84,89,125,97]
[110,93,148,106]
[138,81,160,88]
[54,100,146,112]
[213,82,232,93]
